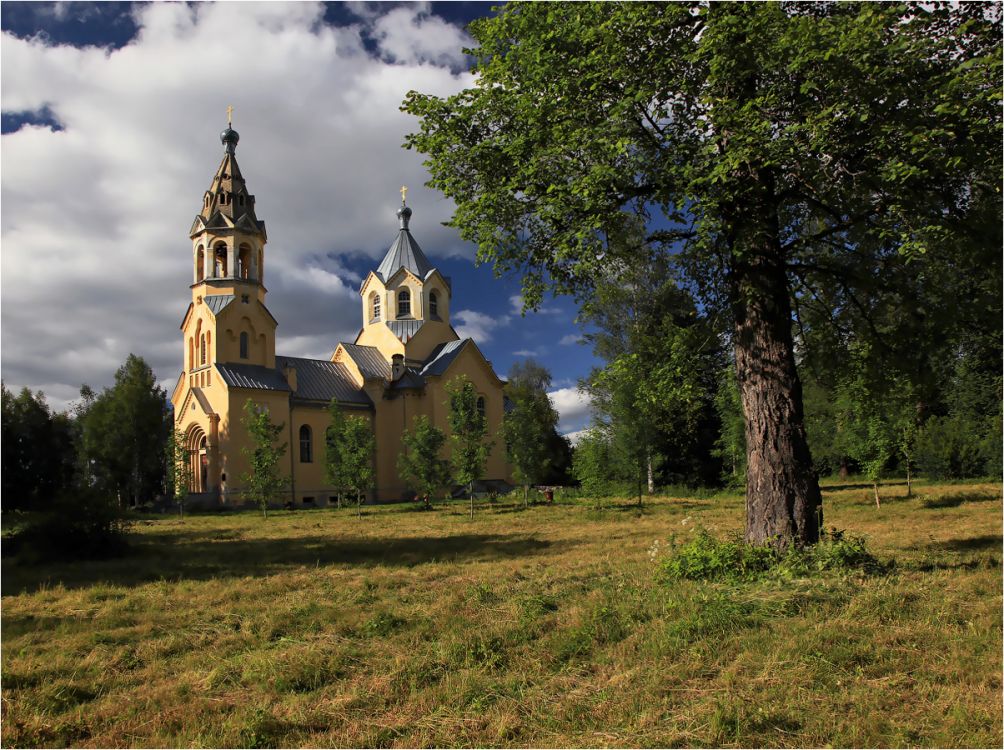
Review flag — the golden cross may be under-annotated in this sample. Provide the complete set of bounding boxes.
[227,105,233,125]
[400,185,408,204]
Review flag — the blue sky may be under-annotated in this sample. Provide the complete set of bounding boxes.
[1,1,597,433]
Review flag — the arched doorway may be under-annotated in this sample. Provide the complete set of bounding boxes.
[187,426,208,493]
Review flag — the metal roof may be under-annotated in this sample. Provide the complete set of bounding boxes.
[204,294,235,315]
[215,363,291,392]
[389,369,426,391]
[386,319,424,343]
[375,229,434,282]
[340,343,390,380]
[276,356,371,406]
[420,339,468,377]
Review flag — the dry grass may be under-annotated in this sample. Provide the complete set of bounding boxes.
[2,480,1001,748]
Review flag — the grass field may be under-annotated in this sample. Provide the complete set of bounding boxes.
[2,480,1001,748]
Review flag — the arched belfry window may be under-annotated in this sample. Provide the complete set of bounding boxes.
[196,247,205,282]
[238,245,251,280]
[429,291,439,318]
[397,289,411,318]
[214,243,227,277]
[240,332,249,359]
[299,425,313,463]
[371,292,381,322]
[477,396,486,420]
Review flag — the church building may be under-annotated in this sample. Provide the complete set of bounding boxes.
[170,122,511,505]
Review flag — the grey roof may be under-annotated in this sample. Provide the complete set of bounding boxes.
[340,343,391,380]
[275,356,371,406]
[420,339,468,377]
[375,229,434,282]
[204,294,235,315]
[386,319,424,343]
[215,363,291,392]
[389,369,426,391]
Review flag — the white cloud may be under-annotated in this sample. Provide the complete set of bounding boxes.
[453,309,510,344]
[0,3,476,411]
[509,293,561,316]
[512,349,539,357]
[548,386,592,435]
[559,333,583,346]
[562,428,590,447]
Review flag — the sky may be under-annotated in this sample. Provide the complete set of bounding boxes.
[0,1,597,436]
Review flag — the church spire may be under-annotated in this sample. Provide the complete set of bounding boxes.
[376,192,432,282]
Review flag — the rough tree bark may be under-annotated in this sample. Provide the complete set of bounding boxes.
[729,176,823,548]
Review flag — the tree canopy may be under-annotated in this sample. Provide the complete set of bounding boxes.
[404,1,1000,545]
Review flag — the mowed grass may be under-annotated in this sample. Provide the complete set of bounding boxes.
[2,480,1001,748]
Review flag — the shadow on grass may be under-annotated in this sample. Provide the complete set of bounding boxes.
[921,491,1002,509]
[927,534,1003,553]
[2,531,571,595]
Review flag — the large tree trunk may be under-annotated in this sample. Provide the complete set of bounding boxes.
[730,211,823,548]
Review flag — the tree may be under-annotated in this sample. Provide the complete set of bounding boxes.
[1,384,76,510]
[78,354,170,507]
[398,415,451,509]
[713,367,747,488]
[338,416,376,517]
[240,399,287,519]
[572,428,614,505]
[324,402,348,508]
[502,360,561,507]
[446,375,494,518]
[167,428,192,517]
[403,3,1000,546]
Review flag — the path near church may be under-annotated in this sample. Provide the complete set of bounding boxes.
[2,480,1001,748]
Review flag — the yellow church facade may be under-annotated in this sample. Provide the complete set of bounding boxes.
[170,123,511,506]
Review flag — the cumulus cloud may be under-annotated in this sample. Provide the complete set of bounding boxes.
[559,333,583,346]
[0,2,474,410]
[453,309,510,345]
[548,386,593,435]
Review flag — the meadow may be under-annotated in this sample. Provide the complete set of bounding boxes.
[2,480,1001,748]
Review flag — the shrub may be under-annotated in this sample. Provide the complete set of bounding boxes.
[915,415,990,480]
[659,528,884,583]
[6,486,130,562]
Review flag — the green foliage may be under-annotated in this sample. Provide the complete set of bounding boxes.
[240,400,288,518]
[167,429,192,509]
[1,384,77,510]
[7,485,131,562]
[77,354,169,506]
[502,360,561,505]
[571,428,614,500]
[404,1,1000,544]
[445,375,494,516]
[336,415,377,516]
[659,529,884,583]
[397,415,451,507]
[915,415,991,480]
[324,403,347,505]
[713,367,746,487]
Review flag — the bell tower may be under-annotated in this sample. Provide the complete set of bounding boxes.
[183,114,277,378]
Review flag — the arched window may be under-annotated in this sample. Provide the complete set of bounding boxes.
[238,245,251,280]
[397,289,411,318]
[299,425,312,463]
[371,292,381,321]
[240,332,249,359]
[477,396,486,420]
[188,337,194,371]
[206,331,211,365]
[196,247,205,282]
[214,243,227,277]
[429,291,439,318]
[200,335,206,365]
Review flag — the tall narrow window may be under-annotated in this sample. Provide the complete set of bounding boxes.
[206,332,211,364]
[299,425,312,463]
[429,291,438,318]
[397,289,411,318]
[200,335,206,365]
[196,247,205,282]
[477,396,486,420]
[240,332,249,359]
[371,293,381,321]
[188,337,194,370]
